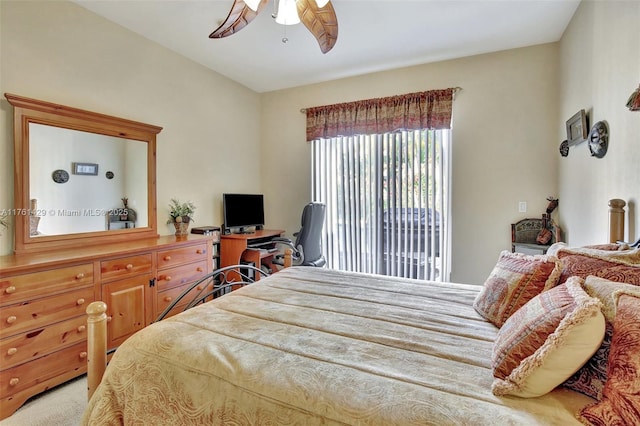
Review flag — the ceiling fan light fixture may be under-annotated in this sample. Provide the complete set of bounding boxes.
[210,0,338,53]
[242,0,262,12]
[275,0,301,25]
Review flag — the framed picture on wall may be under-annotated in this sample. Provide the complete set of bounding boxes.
[566,110,588,145]
[72,162,99,175]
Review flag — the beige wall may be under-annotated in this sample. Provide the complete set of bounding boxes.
[263,0,640,284]
[0,1,561,285]
[262,45,560,284]
[558,0,640,246]
[0,1,263,256]
[3,0,634,286]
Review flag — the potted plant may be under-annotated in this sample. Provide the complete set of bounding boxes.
[167,198,196,236]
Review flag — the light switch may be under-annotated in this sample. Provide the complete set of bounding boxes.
[518,201,527,213]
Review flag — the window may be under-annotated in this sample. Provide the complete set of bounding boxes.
[312,128,450,281]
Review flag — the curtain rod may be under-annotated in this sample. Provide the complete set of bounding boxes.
[299,86,463,113]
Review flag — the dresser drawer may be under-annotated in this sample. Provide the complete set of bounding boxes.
[157,243,208,269]
[103,273,154,349]
[0,287,94,338]
[157,279,214,314]
[0,341,86,398]
[0,316,87,370]
[158,302,192,320]
[101,254,152,282]
[0,264,93,306]
[157,260,208,292]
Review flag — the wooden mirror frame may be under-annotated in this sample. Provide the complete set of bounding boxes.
[5,93,161,254]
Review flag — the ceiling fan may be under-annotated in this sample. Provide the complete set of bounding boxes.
[210,0,338,54]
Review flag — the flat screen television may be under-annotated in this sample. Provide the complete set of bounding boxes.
[223,193,265,233]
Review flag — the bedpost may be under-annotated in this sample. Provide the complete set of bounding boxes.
[608,198,626,243]
[86,301,108,400]
[284,248,293,268]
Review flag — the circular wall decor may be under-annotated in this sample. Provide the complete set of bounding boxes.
[52,169,69,184]
[559,140,569,157]
[106,171,114,179]
[588,121,609,158]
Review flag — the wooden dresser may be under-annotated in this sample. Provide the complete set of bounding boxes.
[0,234,214,419]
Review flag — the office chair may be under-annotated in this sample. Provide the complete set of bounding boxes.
[272,202,326,267]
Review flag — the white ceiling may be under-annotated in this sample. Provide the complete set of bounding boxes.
[73,0,580,93]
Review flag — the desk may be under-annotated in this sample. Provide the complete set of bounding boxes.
[220,229,284,280]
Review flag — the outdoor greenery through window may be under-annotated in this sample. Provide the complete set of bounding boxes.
[312,128,450,281]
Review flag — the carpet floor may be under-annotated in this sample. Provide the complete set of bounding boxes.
[0,375,87,426]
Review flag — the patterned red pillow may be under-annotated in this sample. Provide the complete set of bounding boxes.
[563,276,640,399]
[555,252,640,401]
[492,277,604,398]
[579,293,640,425]
[473,251,561,327]
[583,244,626,251]
[556,249,640,285]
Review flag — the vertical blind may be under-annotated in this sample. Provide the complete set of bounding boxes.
[311,128,451,281]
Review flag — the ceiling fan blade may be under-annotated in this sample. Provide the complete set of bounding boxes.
[296,0,338,54]
[209,0,269,39]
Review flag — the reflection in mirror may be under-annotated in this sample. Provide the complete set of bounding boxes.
[29,124,148,236]
[6,92,161,254]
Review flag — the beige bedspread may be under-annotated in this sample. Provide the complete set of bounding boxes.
[82,267,593,425]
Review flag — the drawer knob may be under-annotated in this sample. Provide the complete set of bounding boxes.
[6,316,17,324]
[7,347,17,356]
[76,298,85,306]
[77,325,86,333]
[75,273,85,280]
[164,296,172,302]
[164,255,171,261]
[196,249,205,254]
[107,316,113,322]
[79,351,87,359]
[196,285,203,291]
[126,264,134,270]
[5,286,16,294]
[9,378,19,387]
[196,267,203,272]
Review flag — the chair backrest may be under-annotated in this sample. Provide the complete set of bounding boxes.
[294,202,326,266]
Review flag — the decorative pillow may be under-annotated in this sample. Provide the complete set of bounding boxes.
[491,277,605,398]
[556,247,640,285]
[473,251,562,327]
[562,320,613,400]
[547,241,569,256]
[579,293,640,425]
[546,242,567,257]
[563,276,640,399]
[583,276,640,321]
[536,228,552,245]
[583,243,630,251]
[547,243,629,257]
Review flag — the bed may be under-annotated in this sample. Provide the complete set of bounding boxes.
[82,201,640,425]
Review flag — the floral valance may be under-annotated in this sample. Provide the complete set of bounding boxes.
[305,88,455,142]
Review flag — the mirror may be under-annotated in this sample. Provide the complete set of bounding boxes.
[29,124,148,236]
[6,93,162,254]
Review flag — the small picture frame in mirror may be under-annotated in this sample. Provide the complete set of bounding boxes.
[73,162,99,176]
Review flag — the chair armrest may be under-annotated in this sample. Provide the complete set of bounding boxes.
[271,237,293,243]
